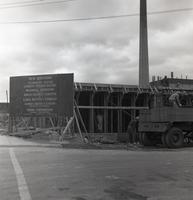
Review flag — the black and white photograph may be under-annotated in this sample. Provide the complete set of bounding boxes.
[0,0,193,199]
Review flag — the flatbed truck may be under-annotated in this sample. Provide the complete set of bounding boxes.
[138,92,193,148]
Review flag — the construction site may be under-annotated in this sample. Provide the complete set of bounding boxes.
[1,1,193,200]
[0,74,193,145]
[0,0,193,147]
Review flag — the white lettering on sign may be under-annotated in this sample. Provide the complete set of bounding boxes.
[23,76,57,114]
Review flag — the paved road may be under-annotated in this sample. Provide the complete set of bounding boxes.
[1,135,193,200]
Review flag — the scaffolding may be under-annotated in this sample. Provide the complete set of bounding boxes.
[75,82,149,134]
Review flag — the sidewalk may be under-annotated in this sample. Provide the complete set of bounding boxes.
[0,135,63,148]
[0,131,143,150]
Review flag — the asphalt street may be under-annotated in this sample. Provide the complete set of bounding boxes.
[1,135,193,200]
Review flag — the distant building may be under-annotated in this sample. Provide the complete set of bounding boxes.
[151,77,193,90]
[0,103,9,114]
[0,103,9,128]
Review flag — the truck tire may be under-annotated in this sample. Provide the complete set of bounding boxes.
[165,127,184,148]
[140,132,154,146]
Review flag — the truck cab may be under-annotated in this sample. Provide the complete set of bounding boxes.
[138,92,193,148]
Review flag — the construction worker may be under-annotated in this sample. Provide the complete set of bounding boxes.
[84,136,89,144]
[169,91,188,107]
[126,117,139,145]
[96,114,103,133]
[169,91,182,107]
[127,121,134,144]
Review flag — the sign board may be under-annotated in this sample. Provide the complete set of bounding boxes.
[10,74,74,117]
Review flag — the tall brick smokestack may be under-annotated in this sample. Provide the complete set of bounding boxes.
[139,0,149,88]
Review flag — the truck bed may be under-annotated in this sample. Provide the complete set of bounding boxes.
[140,106,193,122]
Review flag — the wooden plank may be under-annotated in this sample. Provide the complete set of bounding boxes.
[74,110,84,142]
[77,106,149,110]
[60,116,74,140]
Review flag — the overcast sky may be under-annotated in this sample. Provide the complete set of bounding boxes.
[0,0,193,101]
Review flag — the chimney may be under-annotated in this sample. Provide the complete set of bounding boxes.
[139,0,149,88]
[152,75,156,82]
[171,72,174,79]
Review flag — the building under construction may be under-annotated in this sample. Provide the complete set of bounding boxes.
[75,75,193,135]
[74,82,149,135]
[1,75,193,139]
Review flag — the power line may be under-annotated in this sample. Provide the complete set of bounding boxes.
[0,14,139,24]
[0,1,192,13]
[0,0,79,9]
[0,0,43,6]
[149,7,193,15]
[0,7,193,24]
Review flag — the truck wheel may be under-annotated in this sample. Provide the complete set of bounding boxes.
[140,132,154,146]
[165,128,184,148]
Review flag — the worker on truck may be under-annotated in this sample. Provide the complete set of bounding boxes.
[169,91,188,107]
[169,91,181,107]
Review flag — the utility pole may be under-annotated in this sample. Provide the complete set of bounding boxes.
[139,0,149,88]
[6,90,8,107]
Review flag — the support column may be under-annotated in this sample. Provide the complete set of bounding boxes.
[104,92,109,133]
[39,117,43,128]
[42,117,46,128]
[33,117,37,128]
[89,92,94,133]
[110,94,113,133]
[118,93,123,133]
[131,93,137,119]
[141,93,149,107]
